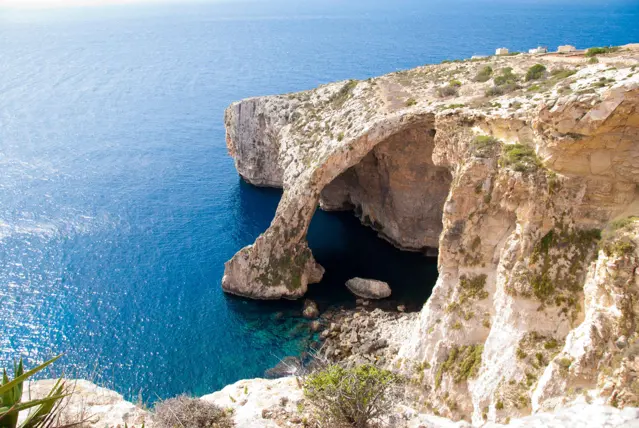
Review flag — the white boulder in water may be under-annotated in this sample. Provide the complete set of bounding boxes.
[345,277,392,299]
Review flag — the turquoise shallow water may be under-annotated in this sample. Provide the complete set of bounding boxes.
[1,0,638,402]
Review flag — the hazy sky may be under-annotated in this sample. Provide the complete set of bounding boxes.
[0,0,179,8]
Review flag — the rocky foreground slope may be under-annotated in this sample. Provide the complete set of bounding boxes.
[220,44,639,425]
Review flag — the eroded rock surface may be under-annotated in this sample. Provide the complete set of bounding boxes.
[21,379,151,427]
[223,45,639,423]
[346,277,392,299]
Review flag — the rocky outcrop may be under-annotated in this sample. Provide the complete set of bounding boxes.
[29,378,639,428]
[223,45,639,423]
[22,379,151,427]
[302,299,319,318]
[203,376,639,427]
[346,277,392,299]
[317,305,418,368]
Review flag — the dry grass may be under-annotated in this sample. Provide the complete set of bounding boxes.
[154,395,235,428]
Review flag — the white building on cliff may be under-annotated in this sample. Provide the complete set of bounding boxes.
[528,46,548,54]
[558,45,577,53]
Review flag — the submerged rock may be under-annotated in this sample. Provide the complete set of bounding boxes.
[345,277,392,299]
[309,320,322,332]
[302,299,319,318]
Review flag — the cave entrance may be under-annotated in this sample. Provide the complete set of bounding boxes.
[306,123,453,310]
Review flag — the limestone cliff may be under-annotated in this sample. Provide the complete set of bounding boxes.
[223,45,639,423]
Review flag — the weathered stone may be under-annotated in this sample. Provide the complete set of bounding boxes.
[302,299,319,319]
[345,277,392,299]
[309,320,322,332]
[20,380,151,427]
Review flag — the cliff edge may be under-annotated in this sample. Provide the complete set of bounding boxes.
[222,45,639,423]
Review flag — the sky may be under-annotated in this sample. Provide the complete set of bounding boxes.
[0,0,176,8]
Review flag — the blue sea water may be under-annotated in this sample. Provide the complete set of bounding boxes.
[1,0,638,402]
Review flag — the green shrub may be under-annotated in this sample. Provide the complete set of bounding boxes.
[405,97,417,107]
[499,144,542,172]
[525,64,547,81]
[493,67,518,86]
[449,79,462,87]
[556,357,573,370]
[303,364,399,428]
[474,66,493,82]
[550,68,576,80]
[471,135,501,158]
[485,86,503,97]
[435,345,483,389]
[586,46,619,57]
[544,339,559,350]
[154,395,235,428]
[588,57,599,64]
[0,355,68,428]
[330,80,359,108]
[603,238,636,257]
[594,77,615,88]
[599,217,639,257]
[459,274,488,303]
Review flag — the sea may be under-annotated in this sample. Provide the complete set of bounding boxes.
[1,0,638,402]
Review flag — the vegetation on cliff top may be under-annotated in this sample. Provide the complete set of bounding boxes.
[600,216,638,257]
[525,64,547,81]
[0,355,70,428]
[471,135,501,158]
[155,395,235,428]
[304,364,400,428]
[586,46,620,57]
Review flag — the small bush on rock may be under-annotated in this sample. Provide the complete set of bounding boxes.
[405,97,417,107]
[474,65,493,82]
[525,64,547,81]
[154,395,235,428]
[471,135,501,158]
[485,86,504,97]
[493,67,518,86]
[303,364,400,428]
[436,85,459,98]
[499,143,542,172]
[586,46,619,57]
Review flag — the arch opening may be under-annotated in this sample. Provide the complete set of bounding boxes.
[319,123,452,254]
[305,122,453,308]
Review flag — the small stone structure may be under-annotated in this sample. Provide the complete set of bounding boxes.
[558,44,577,53]
[495,48,509,56]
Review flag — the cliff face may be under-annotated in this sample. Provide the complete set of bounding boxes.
[223,46,639,422]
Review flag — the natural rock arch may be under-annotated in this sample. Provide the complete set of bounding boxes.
[222,105,450,300]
